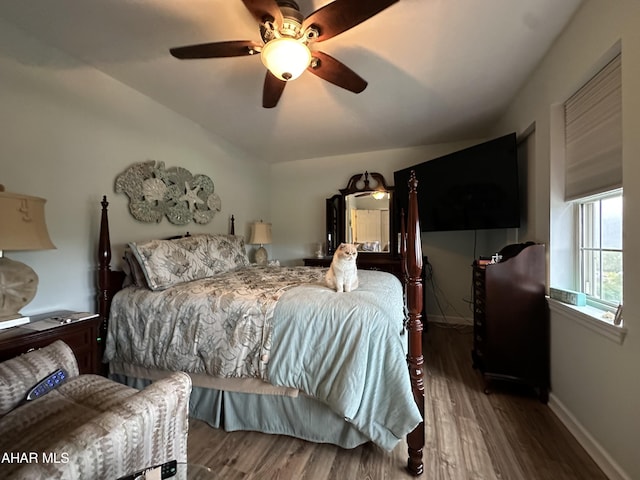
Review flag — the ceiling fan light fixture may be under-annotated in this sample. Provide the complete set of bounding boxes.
[261,37,311,81]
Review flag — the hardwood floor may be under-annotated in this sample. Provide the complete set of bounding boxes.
[187,323,607,479]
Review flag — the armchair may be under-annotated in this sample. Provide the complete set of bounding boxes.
[0,340,191,479]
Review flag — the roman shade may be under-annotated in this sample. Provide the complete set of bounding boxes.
[564,54,622,201]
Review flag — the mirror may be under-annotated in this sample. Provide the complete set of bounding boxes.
[344,191,390,251]
[326,172,395,256]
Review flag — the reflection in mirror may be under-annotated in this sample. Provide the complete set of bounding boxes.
[345,191,390,252]
[331,171,394,255]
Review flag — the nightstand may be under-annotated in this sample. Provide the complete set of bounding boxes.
[0,310,102,375]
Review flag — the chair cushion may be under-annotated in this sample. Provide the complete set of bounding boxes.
[0,340,79,416]
[0,374,137,446]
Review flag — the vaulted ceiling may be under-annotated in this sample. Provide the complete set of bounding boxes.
[0,0,583,163]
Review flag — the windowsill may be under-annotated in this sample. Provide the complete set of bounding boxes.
[548,298,627,344]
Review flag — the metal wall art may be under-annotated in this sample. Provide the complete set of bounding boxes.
[115,160,221,225]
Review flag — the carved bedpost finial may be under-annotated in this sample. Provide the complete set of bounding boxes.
[409,170,418,192]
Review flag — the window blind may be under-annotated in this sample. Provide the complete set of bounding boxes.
[564,54,621,201]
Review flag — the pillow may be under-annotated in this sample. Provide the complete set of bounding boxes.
[123,248,149,289]
[129,234,249,291]
[206,234,250,271]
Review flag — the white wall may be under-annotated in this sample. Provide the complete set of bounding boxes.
[0,19,269,315]
[270,144,515,323]
[494,1,640,478]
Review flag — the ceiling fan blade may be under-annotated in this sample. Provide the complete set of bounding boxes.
[170,40,260,59]
[242,0,283,26]
[263,71,287,108]
[303,0,398,42]
[308,51,367,94]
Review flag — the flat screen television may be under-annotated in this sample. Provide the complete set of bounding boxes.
[394,133,520,232]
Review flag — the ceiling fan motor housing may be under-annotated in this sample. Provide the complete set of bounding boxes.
[277,0,303,20]
[276,0,304,38]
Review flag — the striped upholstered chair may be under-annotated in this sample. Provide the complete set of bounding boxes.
[0,340,191,479]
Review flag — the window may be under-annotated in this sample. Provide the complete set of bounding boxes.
[549,50,625,342]
[562,52,623,315]
[578,190,623,310]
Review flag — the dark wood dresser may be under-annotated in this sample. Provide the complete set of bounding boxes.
[304,254,429,330]
[304,254,405,281]
[471,243,549,402]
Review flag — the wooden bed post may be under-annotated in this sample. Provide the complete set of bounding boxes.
[97,196,125,359]
[406,171,425,475]
[98,195,112,344]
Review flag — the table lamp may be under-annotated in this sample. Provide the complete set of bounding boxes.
[0,186,56,329]
[249,220,272,265]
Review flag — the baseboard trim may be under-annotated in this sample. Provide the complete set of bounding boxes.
[548,393,631,480]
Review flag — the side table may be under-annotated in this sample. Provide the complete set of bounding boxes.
[0,310,102,375]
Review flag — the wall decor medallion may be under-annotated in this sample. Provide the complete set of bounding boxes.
[115,160,222,225]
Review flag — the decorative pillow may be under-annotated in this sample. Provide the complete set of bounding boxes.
[123,248,149,289]
[129,234,249,291]
[206,234,250,272]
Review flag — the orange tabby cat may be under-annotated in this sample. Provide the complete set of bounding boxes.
[325,243,359,292]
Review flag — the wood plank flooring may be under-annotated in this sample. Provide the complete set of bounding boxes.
[187,323,607,479]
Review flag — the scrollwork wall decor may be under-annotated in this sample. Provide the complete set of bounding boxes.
[115,160,222,225]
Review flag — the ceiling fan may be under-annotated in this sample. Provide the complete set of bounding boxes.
[169,0,398,108]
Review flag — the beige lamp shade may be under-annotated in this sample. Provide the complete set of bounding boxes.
[249,221,272,266]
[249,221,272,246]
[0,189,56,251]
[0,187,55,326]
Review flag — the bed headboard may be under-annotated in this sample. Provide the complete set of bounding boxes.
[97,196,236,333]
[96,173,425,475]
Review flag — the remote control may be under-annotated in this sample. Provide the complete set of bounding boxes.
[116,459,178,480]
[25,369,68,401]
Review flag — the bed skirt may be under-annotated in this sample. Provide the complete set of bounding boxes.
[112,373,372,449]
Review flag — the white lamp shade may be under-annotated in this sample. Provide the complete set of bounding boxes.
[249,221,272,245]
[0,190,55,251]
[261,37,311,81]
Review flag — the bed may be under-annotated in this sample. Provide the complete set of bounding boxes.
[98,172,425,475]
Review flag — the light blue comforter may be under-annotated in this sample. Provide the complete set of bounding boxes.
[269,269,422,451]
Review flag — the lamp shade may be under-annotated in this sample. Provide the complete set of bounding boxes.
[0,189,55,251]
[0,187,55,326]
[249,221,272,245]
[261,37,311,81]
